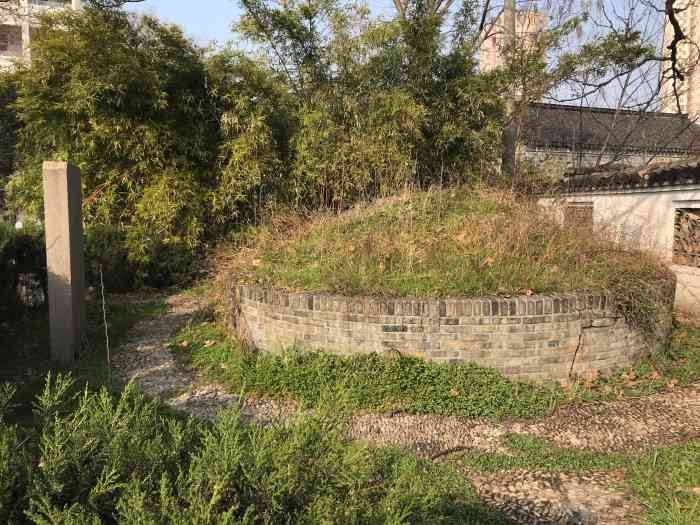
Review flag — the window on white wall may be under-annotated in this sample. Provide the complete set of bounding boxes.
[673,208,700,267]
[0,28,9,53]
[564,202,593,230]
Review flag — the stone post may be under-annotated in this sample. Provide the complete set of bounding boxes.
[42,161,85,365]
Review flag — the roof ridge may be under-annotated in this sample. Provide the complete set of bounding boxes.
[530,102,688,118]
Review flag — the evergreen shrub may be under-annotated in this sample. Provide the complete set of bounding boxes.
[0,374,503,525]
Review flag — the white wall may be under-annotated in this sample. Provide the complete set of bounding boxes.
[540,185,700,316]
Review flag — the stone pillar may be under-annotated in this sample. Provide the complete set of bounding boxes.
[42,161,85,365]
[19,0,30,64]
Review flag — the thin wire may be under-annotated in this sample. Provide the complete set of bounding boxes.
[100,264,111,389]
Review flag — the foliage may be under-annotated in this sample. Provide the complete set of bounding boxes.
[0,384,31,524]
[84,225,135,293]
[223,187,672,333]
[206,51,294,227]
[3,3,502,286]
[0,1,672,288]
[0,374,505,524]
[0,222,46,318]
[173,321,563,420]
[4,7,218,286]
[629,441,700,525]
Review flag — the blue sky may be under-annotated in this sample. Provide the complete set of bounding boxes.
[127,1,241,46]
[126,0,400,47]
[127,0,396,47]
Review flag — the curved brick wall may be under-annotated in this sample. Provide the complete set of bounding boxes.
[225,283,674,383]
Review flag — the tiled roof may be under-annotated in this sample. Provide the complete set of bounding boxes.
[524,103,700,154]
[561,158,700,192]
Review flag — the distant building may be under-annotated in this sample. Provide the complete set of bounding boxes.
[523,103,700,170]
[480,6,700,171]
[479,8,548,74]
[0,0,81,71]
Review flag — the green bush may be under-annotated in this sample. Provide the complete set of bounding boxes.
[84,225,135,292]
[0,374,504,524]
[0,222,46,317]
[4,8,218,288]
[0,384,31,524]
[0,75,18,185]
[2,2,504,288]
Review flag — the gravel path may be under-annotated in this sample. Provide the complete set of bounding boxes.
[112,293,293,424]
[113,293,700,525]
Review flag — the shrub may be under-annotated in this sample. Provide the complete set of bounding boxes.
[0,374,503,525]
[5,7,218,287]
[0,222,46,317]
[84,225,134,292]
[0,75,18,186]
[0,384,31,524]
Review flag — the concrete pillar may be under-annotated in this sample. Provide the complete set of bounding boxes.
[42,161,85,365]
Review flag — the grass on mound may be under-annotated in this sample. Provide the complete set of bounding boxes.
[226,187,670,302]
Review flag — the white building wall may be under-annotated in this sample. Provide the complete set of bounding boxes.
[540,185,700,316]
[0,0,80,70]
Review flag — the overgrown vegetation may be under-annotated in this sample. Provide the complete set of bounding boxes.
[0,2,504,287]
[0,374,505,524]
[0,0,659,288]
[0,78,17,185]
[173,319,560,419]
[223,187,672,333]
[629,440,700,525]
[172,315,700,420]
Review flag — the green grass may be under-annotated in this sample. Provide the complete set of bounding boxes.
[173,318,700,421]
[454,433,700,525]
[0,297,166,427]
[456,433,630,473]
[172,320,564,420]
[227,188,670,303]
[629,441,700,524]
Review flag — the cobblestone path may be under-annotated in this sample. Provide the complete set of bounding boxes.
[113,293,700,525]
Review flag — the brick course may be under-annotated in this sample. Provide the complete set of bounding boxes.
[224,283,675,383]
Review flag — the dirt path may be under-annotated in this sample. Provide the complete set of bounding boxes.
[113,293,700,525]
